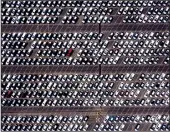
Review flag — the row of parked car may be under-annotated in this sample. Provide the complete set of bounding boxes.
[2,115,89,124]
[2,88,168,99]
[2,73,135,82]
[67,7,113,16]
[2,81,168,92]
[108,31,169,40]
[2,31,169,41]
[123,14,169,23]
[2,1,168,8]
[2,8,63,16]
[1,49,73,58]
[118,7,143,15]
[2,73,168,82]
[2,121,170,131]
[148,7,169,15]
[2,115,89,131]
[2,73,167,83]
[1,7,113,17]
[77,48,169,57]
[4,47,168,58]
[1,48,168,65]
[105,114,169,123]
[112,40,169,49]
[2,39,168,50]
[118,7,169,15]
[2,14,169,24]
[61,16,79,24]
[2,123,89,131]
[138,73,169,81]
[2,49,33,57]
[2,114,168,125]
[2,16,58,24]
[2,41,28,49]
[95,123,170,131]
[2,32,103,41]
[2,56,167,65]
[123,56,160,65]
[82,16,113,24]
[2,6,168,25]
[95,114,170,131]
[1,87,140,98]
[36,49,74,57]
[144,89,169,98]
[30,40,108,49]
[150,123,170,131]
[119,81,169,90]
[94,123,125,131]
[2,97,169,107]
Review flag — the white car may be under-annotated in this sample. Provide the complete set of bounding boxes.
[83,99,89,106]
[97,49,104,57]
[42,99,47,106]
[134,90,140,98]
[66,57,73,65]
[83,124,89,131]
[72,41,77,49]
[113,56,119,64]
[97,16,104,23]
[72,124,79,131]
[67,123,74,131]
[62,16,67,24]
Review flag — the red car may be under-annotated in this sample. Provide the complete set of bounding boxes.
[66,49,74,56]
[6,90,13,98]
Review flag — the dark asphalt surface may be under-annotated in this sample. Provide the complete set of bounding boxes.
[1,65,169,74]
[1,24,169,33]
[2,106,169,114]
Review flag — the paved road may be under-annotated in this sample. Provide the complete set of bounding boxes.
[2,106,169,114]
[1,65,169,74]
[1,24,169,32]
